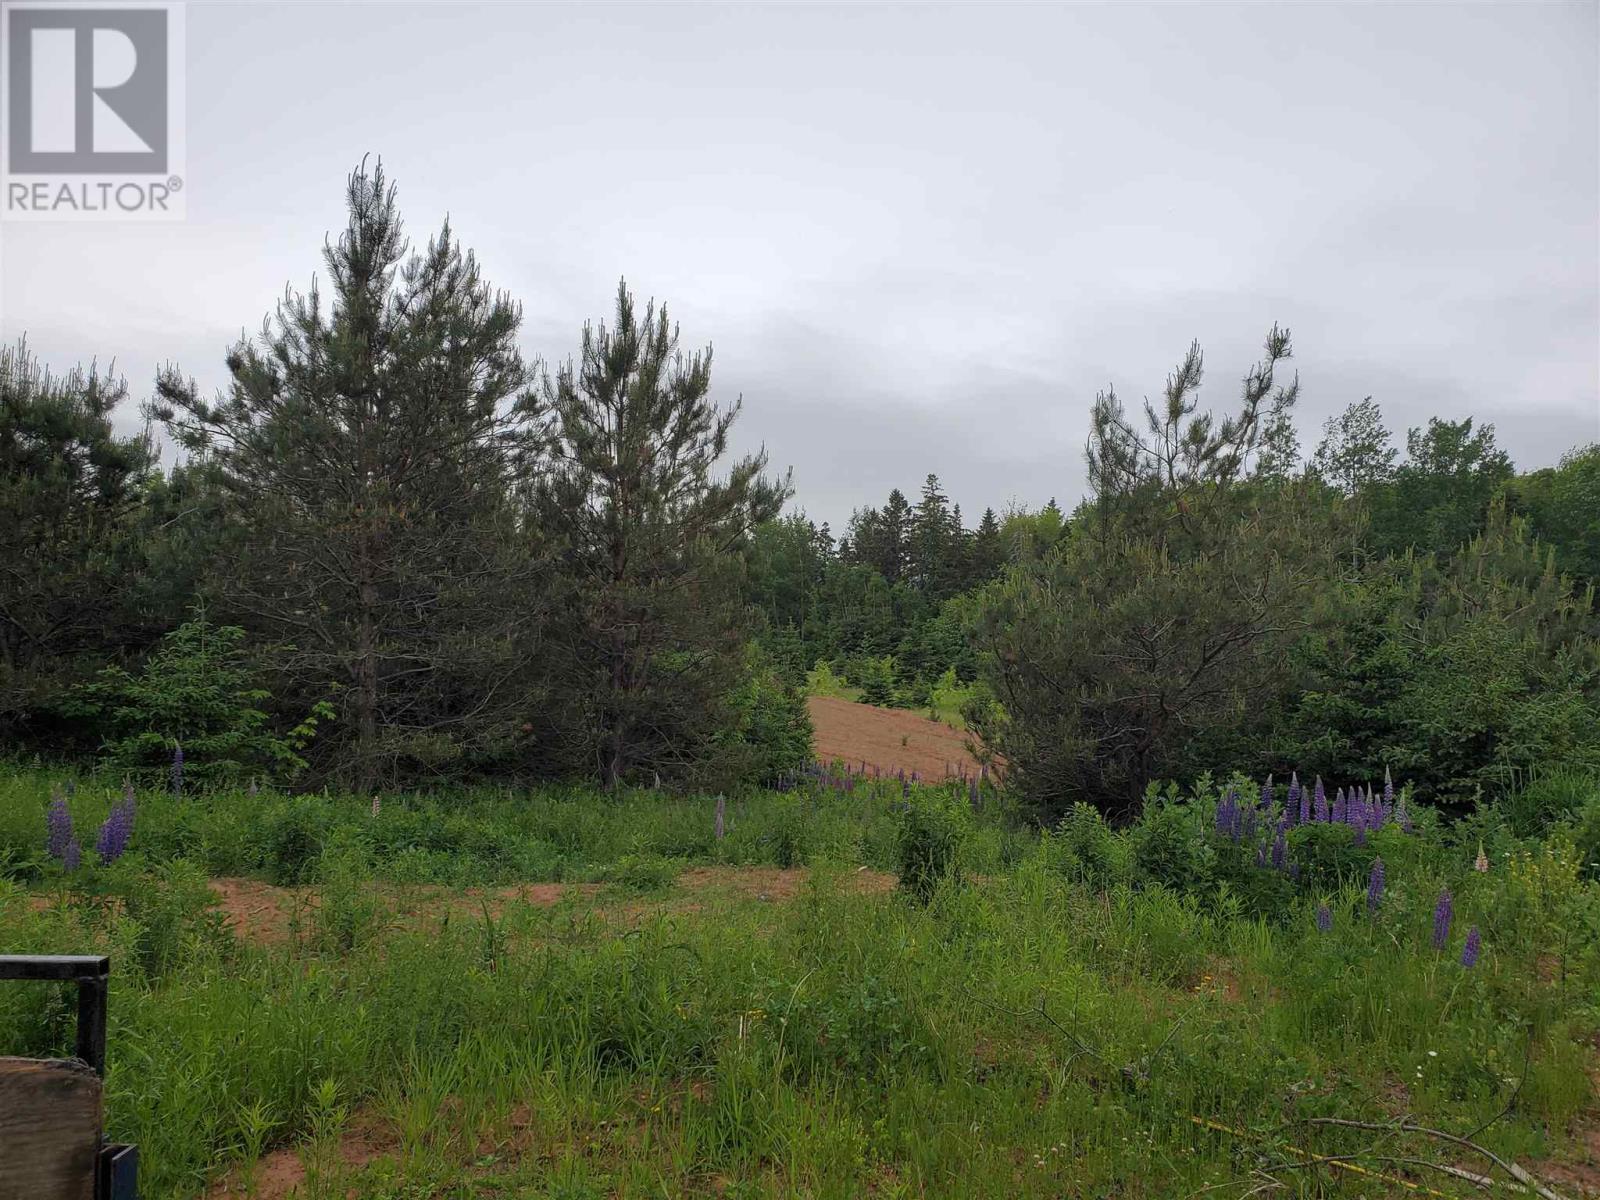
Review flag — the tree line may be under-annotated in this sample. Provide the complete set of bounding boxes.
[5,160,1596,815]
[2,163,803,793]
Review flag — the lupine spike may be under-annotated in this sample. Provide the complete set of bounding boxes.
[1332,787,1347,825]
[1271,829,1287,871]
[1366,858,1385,913]
[45,788,73,862]
[1286,772,1301,827]
[1383,766,1394,808]
[1432,889,1453,950]
[1461,927,1481,968]
[1261,775,1274,813]
[1313,777,1328,823]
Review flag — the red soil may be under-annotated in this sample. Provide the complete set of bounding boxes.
[806,694,988,780]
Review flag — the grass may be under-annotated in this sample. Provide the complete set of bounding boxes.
[2,766,1598,1199]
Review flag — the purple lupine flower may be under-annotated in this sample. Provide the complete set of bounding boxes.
[1215,790,1237,837]
[1432,889,1453,950]
[1332,787,1347,825]
[1313,777,1328,823]
[1261,776,1274,814]
[171,741,184,798]
[45,788,74,862]
[1255,841,1268,868]
[62,838,81,872]
[1383,767,1394,810]
[95,796,135,865]
[1315,903,1332,933]
[1286,772,1301,827]
[1271,829,1287,871]
[714,794,726,841]
[1366,858,1385,913]
[1398,791,1412,832]
[1461,927,1481,968]
[1368,785,1385,831]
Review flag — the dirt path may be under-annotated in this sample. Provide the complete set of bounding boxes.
[208,865,896,945]
[807,694,987,780]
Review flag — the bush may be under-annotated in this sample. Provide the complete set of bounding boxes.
[1043,802,1126,890]
[63,615,331,787]
[895,791,970,903]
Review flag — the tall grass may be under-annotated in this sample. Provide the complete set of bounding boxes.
[1,766,1596,1198]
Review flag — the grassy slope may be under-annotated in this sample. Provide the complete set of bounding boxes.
[1,768,1596,1199]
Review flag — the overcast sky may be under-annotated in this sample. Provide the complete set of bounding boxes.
[2,2,1596,529]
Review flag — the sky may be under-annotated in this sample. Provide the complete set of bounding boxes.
[2,1,1597,531]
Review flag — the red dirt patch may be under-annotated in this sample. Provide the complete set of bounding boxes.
[207,1109,397,1198]
[208,867,896,946]
[677,865,895,901]
[807,694,989,780]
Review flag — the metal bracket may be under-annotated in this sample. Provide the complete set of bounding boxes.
[1,954,138,1198]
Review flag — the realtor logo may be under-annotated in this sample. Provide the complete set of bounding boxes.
[2,1,186,220]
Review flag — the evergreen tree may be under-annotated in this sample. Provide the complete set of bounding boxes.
[153,162,542,789]
[968,506,1005,583]
[0,343,159,737]
[535,280,788,787]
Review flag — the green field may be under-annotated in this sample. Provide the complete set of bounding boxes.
[3,766,1598,1199]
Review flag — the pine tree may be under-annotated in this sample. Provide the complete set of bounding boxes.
[152,162,542,789]
[969,506,1005,583]
[536,280,788,787]
[0,343,158,732]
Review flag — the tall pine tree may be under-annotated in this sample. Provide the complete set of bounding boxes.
[535,280,788,787]
[153,162,543,789]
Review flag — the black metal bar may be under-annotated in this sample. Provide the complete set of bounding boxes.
[0,954,110,1075]
[98,1144,139,1200]
[0,953,109,981]
[76,971,109,1075]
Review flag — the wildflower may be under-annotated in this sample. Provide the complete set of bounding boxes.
[1474,842,1489,873]
[1271,829,1287,871]
[1215,790,1237,837]
[1315,904,1332,933]
[63,838,81,872]
[1383,766,1394,809]
[171,741,184,798]
[1368,785,1385,830]
[1261,776,1274,814]
[715,794,726,841]
[1398,791,1412,832]
[46,788,74,861]
[95,796,134,865]
[1366,858,1385,913]
[1313,777,1328,823]
[1461,927,1481,968]
[1255,841,1268,868]
[1432,889,1452,950]
[1332,787,1347,825]
[1287,771,1302,827]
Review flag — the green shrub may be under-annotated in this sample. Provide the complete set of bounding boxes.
[1044,802,1127,890]
[62,615,331,786]
[895,791,970,903]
